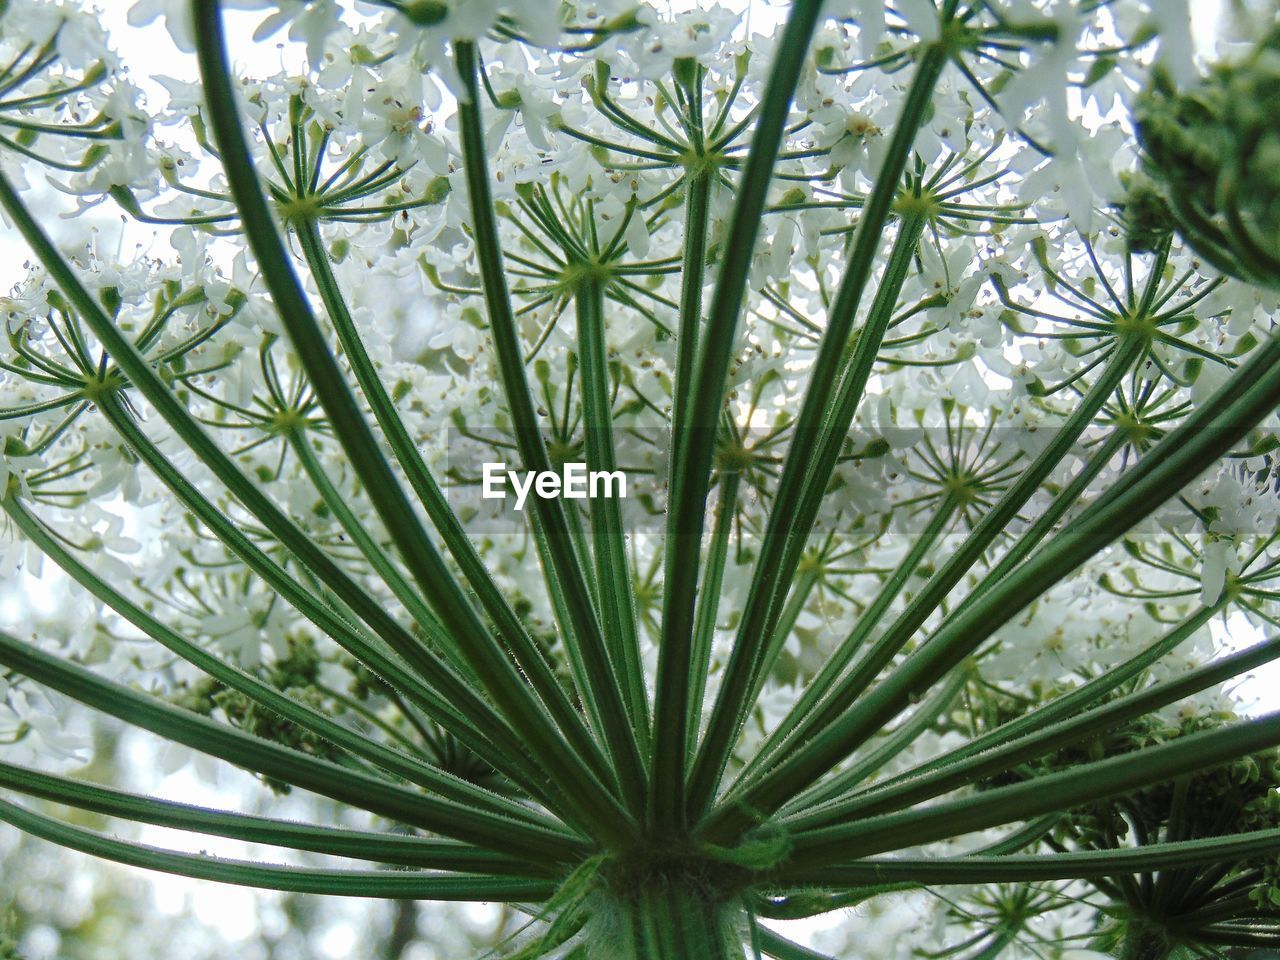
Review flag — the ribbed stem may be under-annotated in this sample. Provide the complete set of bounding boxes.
[1119,917,1175,960]
[608,883,743,960]
[649,0,828,833]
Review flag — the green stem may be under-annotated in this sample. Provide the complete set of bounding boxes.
[1176,891,1267,927]
[687,45,948,817]
[2,495,576,851]
[0,164,584,826]
[292,218,610,780]
[0,796,556,901]
[701,329,1280,842]
[859,605,1223,799]
[452,39,646,823]
[762,336,1140,762]
[786,623,1277,836]
[0,627,571,858]
[783,666,968,811]
[575,276,649,751]
[0,758,551,875]
[738,497,957,785]
[783,711,1280,866]
[89,393,561,820]
[669,163,714,764]
[651,0,827,832]
[1117,917,1174,960]
[526,507,608,738]
[686,470,740,756]
[192,5,632,846]
[612,885,742,960]
[285,429,464,673]
[748,566,821,707]
[671,169,711,442]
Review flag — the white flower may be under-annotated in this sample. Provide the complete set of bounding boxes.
[250,0,344,67]
[1147,0,1197,87]
[128,0,269,53]
[1199,539,1234,606]
[127,0,196,52]
[622,5,741,80]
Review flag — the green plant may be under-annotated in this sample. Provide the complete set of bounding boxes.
[1,1,1279,957]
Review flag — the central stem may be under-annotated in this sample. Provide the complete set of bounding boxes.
[597,867,748,959]
[1117,916,1176,960]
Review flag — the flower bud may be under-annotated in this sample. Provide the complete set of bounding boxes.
[1136,28,1280,286]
